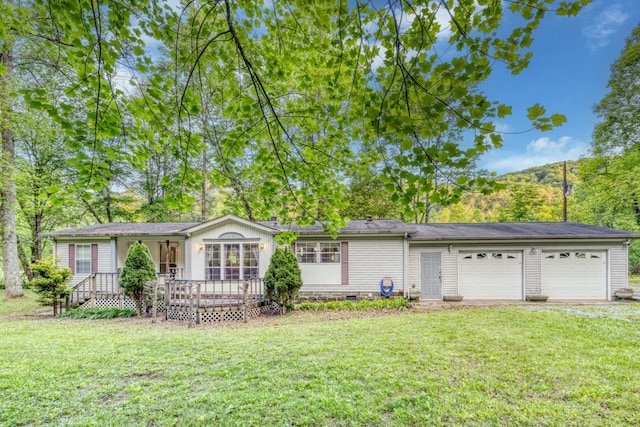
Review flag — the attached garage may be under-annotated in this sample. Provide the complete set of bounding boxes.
[458,251,523,299]
[541,251,607,299]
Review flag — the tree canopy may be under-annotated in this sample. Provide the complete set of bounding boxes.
[1,0,591,295]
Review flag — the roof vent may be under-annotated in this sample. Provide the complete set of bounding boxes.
[366,215,373,222]
[270,216,277,221]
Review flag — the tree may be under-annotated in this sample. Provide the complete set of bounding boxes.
[1,2,22,297]
[119,242,156,317]
[0,0,591,273]
[263,247,302,315]
[30,257,72,317]
[580,22,640,229]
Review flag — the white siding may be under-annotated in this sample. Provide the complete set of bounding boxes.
[608,244,628,299]
[301,237,404,293]
[441,251,458,296]
[299,263,342,286]
[348,239,404,289]
[189,223,275,281]
[524,249,541,296]
[55,239,111,286]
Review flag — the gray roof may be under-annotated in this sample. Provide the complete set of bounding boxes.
[257,219,417,235]
[43,222,198,238]
[410,222,639,241]
[43,218,638,241]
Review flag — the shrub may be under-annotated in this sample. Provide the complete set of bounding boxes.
[30,257,72,316]
[120,242,156,317]
[296,298,408,311]
[60,307,136,319]
[264,247,302,314]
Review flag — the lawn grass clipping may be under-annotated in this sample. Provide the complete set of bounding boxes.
[1,307,639,426]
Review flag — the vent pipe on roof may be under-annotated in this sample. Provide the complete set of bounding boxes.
[366,215,373,222]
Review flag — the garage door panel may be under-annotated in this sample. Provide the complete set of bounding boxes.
[459,251,522,299]
[542,251,606,299]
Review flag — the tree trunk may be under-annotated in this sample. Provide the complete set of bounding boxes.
[17,236,34,282]
[1,45,23,298]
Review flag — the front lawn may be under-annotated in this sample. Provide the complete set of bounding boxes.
[1,305,639,426]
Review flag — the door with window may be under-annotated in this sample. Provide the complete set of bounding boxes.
[159,242,177,276]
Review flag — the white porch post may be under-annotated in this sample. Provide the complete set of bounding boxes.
[110,237,117,272]
[184,236,191,279]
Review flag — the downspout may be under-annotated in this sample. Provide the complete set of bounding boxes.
[403,232,409,299]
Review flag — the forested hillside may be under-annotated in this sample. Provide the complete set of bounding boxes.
[432,160,580,224]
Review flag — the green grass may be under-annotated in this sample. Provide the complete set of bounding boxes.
[1,305,640,426]
[628,274,640,287]
[0,289,44,316]
[296,297,408,311]
[60,307,137,319]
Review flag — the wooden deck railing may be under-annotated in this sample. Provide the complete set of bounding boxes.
[63,272,122,311]
[160,267,185,280]
[165,278,264,325]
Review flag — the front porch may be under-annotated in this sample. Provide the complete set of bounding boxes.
[165,278,268,325]
[63,273,267,323]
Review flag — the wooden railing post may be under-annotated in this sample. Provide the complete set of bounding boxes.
[188,283,194,328]
[243,281,249,323]
[90,274,96,308]
[196,282,201,325]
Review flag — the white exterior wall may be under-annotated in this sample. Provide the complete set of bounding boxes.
[189,222,275,281]
[441,251,458,296]
[348,238,404,289]
[409,240,629,300]
[54,239,111,286]
[608,244,629,299]
[300,237,404,293]
[524,249,541,296]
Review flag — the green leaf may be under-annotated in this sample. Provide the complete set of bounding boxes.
[527,103,546,120]
[497,104,512,118]
[551,114,567,127]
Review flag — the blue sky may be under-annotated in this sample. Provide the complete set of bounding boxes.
[477,0,639,174]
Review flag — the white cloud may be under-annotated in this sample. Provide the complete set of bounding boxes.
[583,3,628,50]
[481,136,590,174]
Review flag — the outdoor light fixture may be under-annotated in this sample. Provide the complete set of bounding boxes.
[259,243,266,250]
[197,244,204,251]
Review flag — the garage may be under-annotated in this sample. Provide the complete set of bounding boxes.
[458,251,523,299]
[541,251,607,299]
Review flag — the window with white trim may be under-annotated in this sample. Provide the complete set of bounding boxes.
[205,243,259,280]
[76,243,91,274]
[297,242,341,264]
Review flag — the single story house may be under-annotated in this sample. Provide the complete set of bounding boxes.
[44,214,638,301]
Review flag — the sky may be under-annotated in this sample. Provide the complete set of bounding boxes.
[477,0,639,174]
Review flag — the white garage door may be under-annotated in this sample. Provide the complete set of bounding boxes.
[459,251,522,299]
[542,251,606,299]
